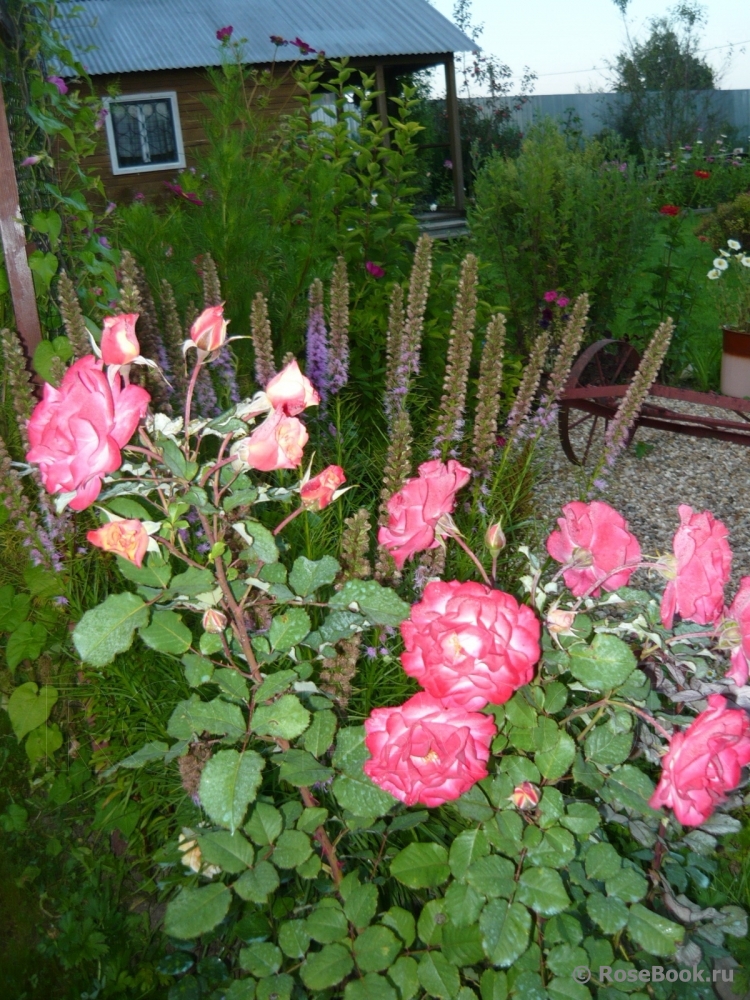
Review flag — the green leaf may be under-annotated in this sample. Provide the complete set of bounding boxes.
[224,983,256,1000]
[252,695,310,741]
[585,726,633,766]
[256,669,297,703]
[526,826,576,869]
[214,668,250,702]
[103,740,168,776]
[319,610,365,643]
[390,957,419,1000]
[535,730,575,781]
[306,900,349,943]
[586,892,628,934]
[517,867,571,915]
[569,633,636,692]
[6,621,48,670]
[606,867,648,903]
[480,899,531,967]
[0,585,30,632]
[354,925,402,973]
[417,899,445,947]
[330,579,411,627]
[289,555,340,597]
[442,920,484,967]
[73,593,150,666]
[391,843,450,888]
[222,488,259,512]
[585,842,621,881]
[239,943,282,977]
[140,610,192,655]
[116,552,172,589]
[627,904,684,956]
[182,653,215,687]
[333,726,369,772]
[159,437,198,480]
[449,828,490,880]
[444,883,484,928]
[25,723,63,764]
[303,710,337,757]
[505,694,537,728]
[268,610,311,652]
[198,831,255,873]
[234,861,279,903]
[479,970,508,1000]
[241,521,279,564]
[345,883,378,929]
[164,884,231,939]
[273,829,312,868]
[245,802,284,845]
[8,683,58,740]
[418,952,460,999]
[346,973,397,1000]
[279,920,311,958]
[169,567,216,597]
[188,697,246,739]
[382,906,416,948]
[334,771,398,818]
[547,977,591,1000]
[300,943,353,991]
[278,749,333,787]
[466,855,515,900]
[199,750,264,831]
[257,977,292,1000]
[561,803,601,836]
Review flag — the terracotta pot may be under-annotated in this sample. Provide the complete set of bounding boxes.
[721,327,750,398]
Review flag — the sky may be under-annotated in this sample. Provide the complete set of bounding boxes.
[430,0,750,95]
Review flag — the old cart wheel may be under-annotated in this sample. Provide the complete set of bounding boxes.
[558,339,641,466]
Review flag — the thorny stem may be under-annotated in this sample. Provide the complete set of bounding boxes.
[449,532,492,587]
[183,360,203,449]
[300,786,343,887]
[610,700,673,741]
[274,506,305,536]
[561,698,672,742]
[124,443,162,463]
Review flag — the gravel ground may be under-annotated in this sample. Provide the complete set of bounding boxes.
[535,398,750,588]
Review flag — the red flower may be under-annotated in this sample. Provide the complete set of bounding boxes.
[290,37,316,55]
[546,501,641,597]
[363,692,496,807]
[365,261,385,279]
[659,204,681,216]
[216,25,233,42]
[300,465,346,510]
[694,170,711,180]
[660,505,731,630]
[649,695,750,826]
[87,519,149,567]
[401,580,541,710]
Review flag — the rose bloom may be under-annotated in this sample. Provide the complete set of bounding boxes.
[660,505,731,629]
[265,360,320,415]
[546,501,641,597]
[659,204,681,216]
[26,356,150,511]
[694,169,711,179]
[101,313,140,366]
[301,465,345,510]
[378,459,471,569]
[363,692,496,807]
[190,304,227,353]
[232,409,307,471]
[649,695,750,826]
[87,519,149,567]
[401,580,541,710]
[723,577,750,685]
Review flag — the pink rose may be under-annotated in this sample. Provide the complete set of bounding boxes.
[363,692,496,807]
[265,360,320,415]
[190,304,227,354]
[546,501,641,597]
[300,465,345,510]
[723,577,750,685]
[232,409,307,471]
[87,519,149,567]
[660,505,731,630]
[401,580,541,710]
[365,261,385,279]
[649,694,750,826]
[543,290,558,302]
[26,356,150,511]
[378,459,471,570]
[101,313,140,365]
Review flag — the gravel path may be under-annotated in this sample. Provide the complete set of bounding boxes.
[535,398,750,588]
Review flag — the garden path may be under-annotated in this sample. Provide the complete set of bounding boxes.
[536,399,750,588]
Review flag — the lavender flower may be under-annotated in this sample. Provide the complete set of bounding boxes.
[327,256,350,395]
[306,279,329,403]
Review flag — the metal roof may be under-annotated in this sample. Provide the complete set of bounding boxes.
[54,0,477,76]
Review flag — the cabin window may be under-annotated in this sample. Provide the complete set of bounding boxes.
[104,92,185,175]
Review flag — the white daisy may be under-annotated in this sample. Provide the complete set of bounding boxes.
[713,257,729,270]
[707,269,721,279]
[728,239,742,251]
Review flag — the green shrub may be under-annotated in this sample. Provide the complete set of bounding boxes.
[696,192,750,251]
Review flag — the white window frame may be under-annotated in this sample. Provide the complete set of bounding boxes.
[103,91,185,176]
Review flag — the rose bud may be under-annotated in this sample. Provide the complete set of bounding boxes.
[231,409,308,471]
[190,304,228,354]
[301,465,346,510]
[265,359,320,415]
[202,609,227,634]
[87,519,149,567]
[546,608,576,635]
[101,313,140,365]
[485,522,506,554]
[509,782,540,810]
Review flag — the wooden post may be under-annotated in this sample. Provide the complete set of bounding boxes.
[374,63,391,148]
[444,53,465,212]
[0,80,42,358]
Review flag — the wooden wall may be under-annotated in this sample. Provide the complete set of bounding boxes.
[84,66,301,203]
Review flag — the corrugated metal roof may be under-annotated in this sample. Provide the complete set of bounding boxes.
[54,0,477,76]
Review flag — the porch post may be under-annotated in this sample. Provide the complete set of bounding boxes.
[374,63,391,148]
[443,53,465,211]
[0,81,42,359]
